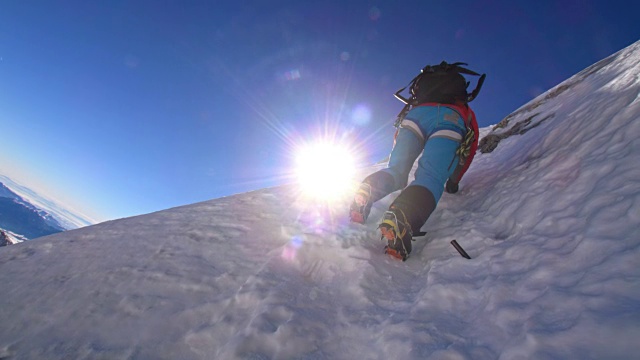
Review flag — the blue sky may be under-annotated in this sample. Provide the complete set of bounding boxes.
[1,0,639,221]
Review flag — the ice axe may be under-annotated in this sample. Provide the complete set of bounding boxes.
[451,240,471,259]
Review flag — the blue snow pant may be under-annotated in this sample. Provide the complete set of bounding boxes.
[363,105,467,232]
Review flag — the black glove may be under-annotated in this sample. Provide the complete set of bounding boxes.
[445,179,459,194]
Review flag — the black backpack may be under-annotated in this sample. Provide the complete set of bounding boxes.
[393,61,486,127]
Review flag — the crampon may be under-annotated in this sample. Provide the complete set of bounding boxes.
[380,226,408,261]
[378,208,412,261]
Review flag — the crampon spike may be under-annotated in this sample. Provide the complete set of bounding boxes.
[384,246,408,261]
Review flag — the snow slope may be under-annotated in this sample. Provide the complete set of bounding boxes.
[0,41,639,359]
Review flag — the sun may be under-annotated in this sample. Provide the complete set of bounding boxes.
[294,140,358,202]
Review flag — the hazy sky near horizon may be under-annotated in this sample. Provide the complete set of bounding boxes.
[1,0,639,221]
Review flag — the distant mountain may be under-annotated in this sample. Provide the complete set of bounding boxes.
[0,175,95,243]
[0,228,28,246]
[0,175,94,230]
[0,181,65,240]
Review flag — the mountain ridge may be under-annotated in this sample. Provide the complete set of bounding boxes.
[0,175,95,242]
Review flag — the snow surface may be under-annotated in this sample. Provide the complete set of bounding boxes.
[1,41,639,359]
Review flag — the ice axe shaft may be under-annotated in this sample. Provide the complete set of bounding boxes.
[451,240,471,259]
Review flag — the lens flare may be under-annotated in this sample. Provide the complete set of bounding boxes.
[294,140,357,202]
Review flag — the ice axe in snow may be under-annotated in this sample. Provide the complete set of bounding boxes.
[451,240,471,259]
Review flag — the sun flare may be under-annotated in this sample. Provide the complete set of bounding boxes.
[294,141,357,202]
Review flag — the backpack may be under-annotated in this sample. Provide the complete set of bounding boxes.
[392,62,486,184]
[393,61,486,127]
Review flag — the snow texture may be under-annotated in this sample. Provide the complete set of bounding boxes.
[1,41,639,359]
